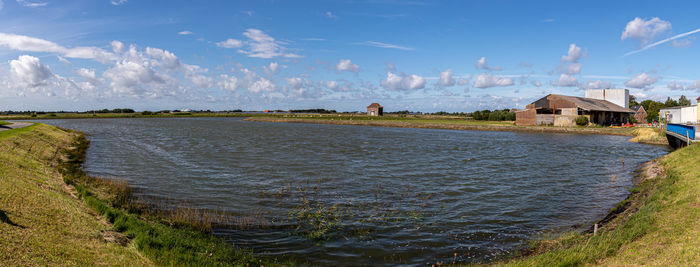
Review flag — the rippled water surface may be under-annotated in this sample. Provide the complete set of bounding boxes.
[38,118,668,265]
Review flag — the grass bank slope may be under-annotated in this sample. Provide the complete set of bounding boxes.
[0,124,151,266]
[497,143,700,266]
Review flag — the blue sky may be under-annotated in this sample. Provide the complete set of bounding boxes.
[0,0,699,112]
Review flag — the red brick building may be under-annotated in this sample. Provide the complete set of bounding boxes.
[367,103,383,116]
[630,105,647,124]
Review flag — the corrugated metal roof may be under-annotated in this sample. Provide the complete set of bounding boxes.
[549,94,635,113]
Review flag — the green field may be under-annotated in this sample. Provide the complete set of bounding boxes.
[0,120,10,125]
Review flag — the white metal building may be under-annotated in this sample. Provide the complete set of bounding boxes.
[660,106,698,124]
[585,89,629,109]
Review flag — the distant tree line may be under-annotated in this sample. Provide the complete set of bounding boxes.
[288,109,337,113]
[631,95,693,122]
[87,108,135,113]
[470,109,517,121]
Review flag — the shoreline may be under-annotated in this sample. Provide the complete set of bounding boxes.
[246,117,669,146]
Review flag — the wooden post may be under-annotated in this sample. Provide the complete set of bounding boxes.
[594,223,598,236]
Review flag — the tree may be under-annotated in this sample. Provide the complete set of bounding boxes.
[629,95,639,106]
[664,97,679,107]
[641,99,664,122]
[678,95,691,106]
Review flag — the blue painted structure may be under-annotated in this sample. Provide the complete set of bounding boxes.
[665,123,697,148]
[667,123,696,140]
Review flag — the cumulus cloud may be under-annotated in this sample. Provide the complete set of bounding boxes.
[554,73,579,87]
[75,68,101,85]
[381,72,426,91]
[217,74,239,92]
[325,80,339,90]
[624,72,659,89]
[474,57,502,71]
[216,38,243,49]
[473,73,514,88]
[531,80,542,87]
[237,28,301,58]
[584,80,612,89]
[561,43,582,62]
[621,17,672,46]
[336,59,359,73]
[111,40,125,53]
[178,30,193,35]
[264,62,279,75]
[103,60,168,97]
[688,80,700,91]
[110,0,127,5]
[216,68,276,94]
[145,47,180,70]
[10,55,53,87]
[439,69,456,87]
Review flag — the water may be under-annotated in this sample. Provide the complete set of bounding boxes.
[36,117,668,265]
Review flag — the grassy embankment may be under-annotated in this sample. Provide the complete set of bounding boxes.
[492,143,700,266]
[246,114,667,145]
[0,112,279,120]
[0,124,282,266]
[0,120,10,126]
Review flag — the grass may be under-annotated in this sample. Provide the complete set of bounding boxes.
[492,143,700,266]
[0,123,285,266]
[0,124,151,266]
[0,120,9,125]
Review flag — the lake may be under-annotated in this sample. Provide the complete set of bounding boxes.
[37,117,668,265]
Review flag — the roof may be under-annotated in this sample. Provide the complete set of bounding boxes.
[630,105,644,112]
[367,103,382,108]
[547,94,635,113]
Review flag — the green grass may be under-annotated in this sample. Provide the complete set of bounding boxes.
[0,124,151,266]
[0,123,287,266]
[0,120,10,125]
[495,143,700,266]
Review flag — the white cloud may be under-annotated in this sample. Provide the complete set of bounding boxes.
[554,73,578,87]
[564,62,582,74]
[624,28,700,56]
[111,40,125,53]
[688,80,700,91]
[624,72,658,89]
[264,62,279,75]
[110,0,127,5]
[16,0,47,7]
[336,59,360,73]
[178,30,193,35]
[531,80,542,87]
[103,60,168,97]
[584,80,611,89]
[360,41,413,51]
[621,17,672,45]
[0,33,117,63]
[473,73,514,88]
[325,80,339,90]
[217,74,239,92]
[474,57,502,70]
[561,43,582,62]
[667,81,684,90]
[237,28,301,58]
[75,68,100,85]
[57,55,70,65]
[325,11,338,19]
[381,72,425,91]
[216,38,243,49]
[145,47,180,70]
[10,55,53,87]
[439,69,455,87]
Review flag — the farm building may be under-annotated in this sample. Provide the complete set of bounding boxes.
[516,94,634,126]
[659,105,699,124]
[630,105,647,124]
[367,103,383,116]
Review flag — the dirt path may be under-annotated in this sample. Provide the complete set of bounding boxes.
[0,122,33,131]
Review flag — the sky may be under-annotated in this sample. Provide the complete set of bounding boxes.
[0,0,699,112]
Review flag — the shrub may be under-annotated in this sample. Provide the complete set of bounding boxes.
[576,116,589,126]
